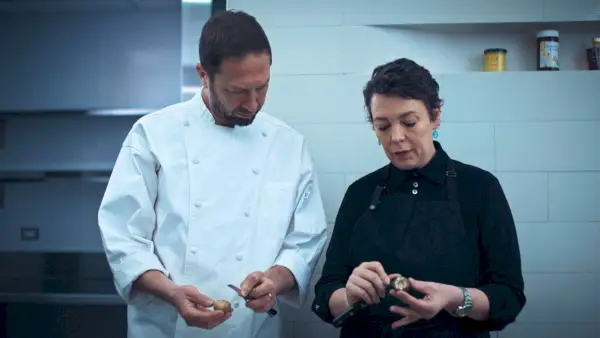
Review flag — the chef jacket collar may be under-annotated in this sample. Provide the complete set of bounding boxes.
[386,141,449,191]
[190,91,217,124]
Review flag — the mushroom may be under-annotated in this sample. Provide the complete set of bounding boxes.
[389,275,410,292]
[212,300,233,313]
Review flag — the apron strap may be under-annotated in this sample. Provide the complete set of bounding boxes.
[445,159,458,201]
[369,164,392,210]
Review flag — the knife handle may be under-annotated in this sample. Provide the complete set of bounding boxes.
[331,300,368,328]
[242,295,277,317]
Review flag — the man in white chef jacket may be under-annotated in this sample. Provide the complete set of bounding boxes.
[97,10,328,338]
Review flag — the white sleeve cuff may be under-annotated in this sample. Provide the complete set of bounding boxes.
[112,251,169,306]
[274,250,311,309]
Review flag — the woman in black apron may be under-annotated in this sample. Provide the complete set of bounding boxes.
[311,58,526,338]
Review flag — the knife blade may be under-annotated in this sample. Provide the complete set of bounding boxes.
[227,284,278,317]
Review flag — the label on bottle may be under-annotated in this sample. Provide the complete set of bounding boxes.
[539,40,559,69]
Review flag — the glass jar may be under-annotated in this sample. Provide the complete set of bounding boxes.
[484,48,507,72]
[537,30,559,71]
[586,37,600,70]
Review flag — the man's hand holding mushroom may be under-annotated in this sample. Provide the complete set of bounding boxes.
[239,265,296,313]
[168,285,232,329]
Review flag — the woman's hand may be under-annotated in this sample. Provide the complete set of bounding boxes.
[345,261,391,305]
[388,278,463,329]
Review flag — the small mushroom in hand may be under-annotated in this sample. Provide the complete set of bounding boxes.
[212,299,233,313]
[390,275,410,292]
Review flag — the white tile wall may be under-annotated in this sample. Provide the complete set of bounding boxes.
[549,173,600,222]
[317,174,347,223]
[495,173,548,222]
[341,0,545,25]
[264,74,367,123]
[228,0,600,337]
[270,26,346,75]
[517,222,600,273]
[436,72,600,122]
[500,323,600,338]
[495,122,600,172]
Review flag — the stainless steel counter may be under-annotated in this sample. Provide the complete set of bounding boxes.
[0,292,122,305]
[0,253,127,337]
[0,252,122,305]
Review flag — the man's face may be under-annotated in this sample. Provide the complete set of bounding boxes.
[197,52,270,127]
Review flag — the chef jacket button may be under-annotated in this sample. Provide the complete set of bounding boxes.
[252,168,259,175]
[412,189,418,195]
[190,246,198,254]
[262,131,267,137]
[183,120,189,127]
[194,202,202,209]
[244,211,250,217]
[235,254,243,261]
[232,301,239,308]
[413,182,418,188]
[193,159,199,165]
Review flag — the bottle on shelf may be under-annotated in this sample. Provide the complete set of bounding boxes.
[586,37,600,70]
[484,48,507,72]
[537,30,559,71]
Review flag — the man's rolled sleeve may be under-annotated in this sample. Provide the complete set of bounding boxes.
[98,124,169,306]
[274,244,314,308]
[275,142,328,308]
[112,251,169,305]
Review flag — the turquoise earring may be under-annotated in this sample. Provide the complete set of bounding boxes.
[433,129,439,139]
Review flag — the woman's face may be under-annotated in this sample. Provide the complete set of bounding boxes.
[370,94,440,170]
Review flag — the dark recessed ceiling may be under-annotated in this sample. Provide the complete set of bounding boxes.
[0,0,182,13]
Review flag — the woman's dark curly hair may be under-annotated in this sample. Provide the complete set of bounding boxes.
[363,58,443,123]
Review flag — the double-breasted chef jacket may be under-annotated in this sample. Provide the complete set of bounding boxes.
[312,141,526,338]
[98,93,328,338]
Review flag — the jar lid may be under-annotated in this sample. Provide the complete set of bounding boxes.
[593,37,600,43]
[484,48,507,54]
[537,30,559,38]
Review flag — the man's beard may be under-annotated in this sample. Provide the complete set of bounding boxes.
[209,87,261,127]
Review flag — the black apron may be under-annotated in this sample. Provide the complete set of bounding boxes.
[342,159,487,338]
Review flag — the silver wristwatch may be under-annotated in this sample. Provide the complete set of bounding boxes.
[451,287,472,317]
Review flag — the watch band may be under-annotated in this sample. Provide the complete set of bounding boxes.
[451,287,472,317]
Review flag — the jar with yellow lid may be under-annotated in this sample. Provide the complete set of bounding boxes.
[586,37,600,70]
[484,48,507,72]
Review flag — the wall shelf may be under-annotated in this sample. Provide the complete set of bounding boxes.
[344,21,599,74]
[369,20,600,33]
[0,115,134,179]
[432,69,599,76]
[342,0,600,26]
[336,0,600,75]
[0,109,153,117]
[0,167,113,183]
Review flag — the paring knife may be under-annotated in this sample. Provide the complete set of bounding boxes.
[331,275,411,328]
[227,284,278,317]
